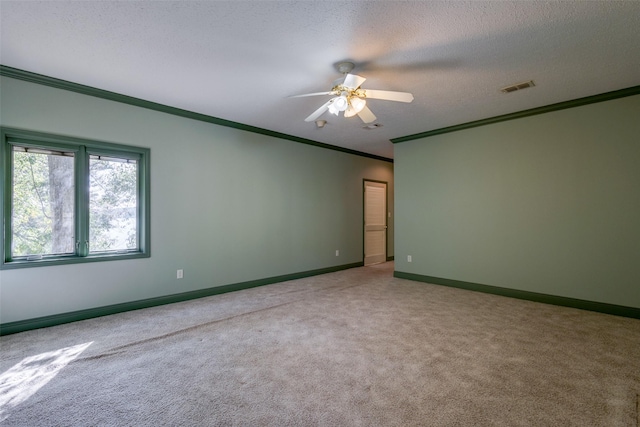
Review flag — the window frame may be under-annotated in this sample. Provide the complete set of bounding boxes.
[1,127,150,269]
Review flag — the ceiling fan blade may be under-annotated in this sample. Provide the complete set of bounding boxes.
[363,89,414,103]
[343,73,366,89]
[304,99,334,122]
[289,91,334,98]
[357,105,377,123]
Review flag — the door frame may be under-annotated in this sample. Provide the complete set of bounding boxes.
[363,179,388,265]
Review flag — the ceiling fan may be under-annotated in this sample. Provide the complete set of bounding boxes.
[290,62,414,124]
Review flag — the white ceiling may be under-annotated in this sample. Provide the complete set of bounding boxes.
[1,1,639,159]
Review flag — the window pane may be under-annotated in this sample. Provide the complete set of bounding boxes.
[12,149,75,256]
[89,157,138,252]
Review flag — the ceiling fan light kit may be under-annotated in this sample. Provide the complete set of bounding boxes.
[328,94,349,115]
[291,62,414,124]
[344,96,366,118]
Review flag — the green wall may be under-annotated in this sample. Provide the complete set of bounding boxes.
[395,94,640,308]
[0,76,394,324]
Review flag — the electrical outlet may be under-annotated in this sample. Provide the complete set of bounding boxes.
[335,250,340,256]
[407,255,412,263]
[177,269,184,279]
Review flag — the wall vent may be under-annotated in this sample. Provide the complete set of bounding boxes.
[501,80,535,93]
[363,123,383,130]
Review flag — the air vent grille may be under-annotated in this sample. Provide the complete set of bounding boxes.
[501,80,535,93]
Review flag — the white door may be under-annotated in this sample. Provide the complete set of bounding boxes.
[364,181,387,266]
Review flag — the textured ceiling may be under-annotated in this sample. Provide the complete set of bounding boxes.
[1,1,639,159]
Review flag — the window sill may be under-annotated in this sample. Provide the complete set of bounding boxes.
[1,251,150,270]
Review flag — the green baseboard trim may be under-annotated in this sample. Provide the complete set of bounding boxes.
[386,256,395,262]
[0,262,364,336]
[394,271,640,319]
[0,65,392,163]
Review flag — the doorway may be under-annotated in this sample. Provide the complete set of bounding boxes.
[363,180,387,266]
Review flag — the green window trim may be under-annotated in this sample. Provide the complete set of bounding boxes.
[1,127,150,269]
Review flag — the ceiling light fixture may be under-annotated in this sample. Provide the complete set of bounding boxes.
[328,93,349,115]
[344,96,367,118]
[291,62,413,124]
[315,119,327,128]
[350,96,366,113]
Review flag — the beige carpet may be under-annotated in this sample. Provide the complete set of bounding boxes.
[1,262,639,426]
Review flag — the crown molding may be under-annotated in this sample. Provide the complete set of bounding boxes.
[391,85,640,144]
[0,65,393,163]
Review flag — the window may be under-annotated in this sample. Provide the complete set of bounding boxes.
[1,128,150,268]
